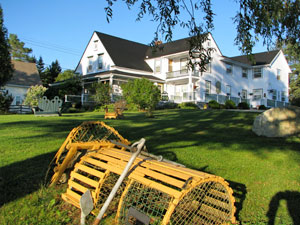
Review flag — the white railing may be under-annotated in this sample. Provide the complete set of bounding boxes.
[169,92,197,103]
[166,69,200,79]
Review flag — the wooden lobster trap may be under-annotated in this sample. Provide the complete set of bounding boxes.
[60,141,236,224]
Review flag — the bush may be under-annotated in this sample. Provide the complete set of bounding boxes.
[258,105,267,110]
[24,85,47,107]
[238,102,250,109]
[92,82,111,106]
[208,100,220,109]
[0,92,13,113]
[225,100,237,109]
[178,102,198,109]
[156,101,178,110]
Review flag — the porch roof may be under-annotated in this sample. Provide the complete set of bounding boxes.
[81,70,164,83]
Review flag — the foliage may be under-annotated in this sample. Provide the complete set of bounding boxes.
[238,101,250,110]
[24,85,47,107]
[121,78,161,115]
[0,5,13,86]
[40,60,62,87]
[225,100,237,109]
[55,69,77,82]
[156,101,178,110]
[208,100,220,109]
[8,34,35,63]
[92,82,111,106]
[105,0,300,68]
[178,102,198,109]
[0,91,13,112]
[44,77,82,100]
[258,105,267,110]
[36,56,45,75]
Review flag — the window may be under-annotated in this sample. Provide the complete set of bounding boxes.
[15,96,21,105]
[226,85,231,96]
[168,59,173,72]
[281,91,286,102]
[87,56,93,72]
[272,89,277,100]
[241,89,247,99]
[154,59,161,73]
[277,69,281,80]
[242,68,248,78]
[215,81,221,94]
[94,40,98,51]
[225,63,232,74]
[205,62,211,73]
[253,89,263,100]
[205,80,211,94]
[253,68,262,78]
[97,54,103,69]
[180,58,188,72]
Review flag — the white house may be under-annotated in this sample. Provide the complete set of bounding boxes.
[75,31,291,108]
[1,60,42,106]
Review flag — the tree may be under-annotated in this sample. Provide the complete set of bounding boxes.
[121,78,160,116]
[0,91,13,113]
[40,60,62,87]
[36,56,45,75]
[92,82,111,106]
[8,33,35,62]
[104,0,300,68]
[55,69,77,82]
[24,85,47,107]
[0,5,13,87]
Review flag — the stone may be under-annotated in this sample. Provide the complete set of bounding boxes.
[252,106,300,137]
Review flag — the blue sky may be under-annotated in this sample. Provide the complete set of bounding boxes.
[1,0,268,71]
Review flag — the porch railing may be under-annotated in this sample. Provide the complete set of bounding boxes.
[166,69,200,79]
[205,93,248,105]
[266,99,289,107]
[169,91,197,103]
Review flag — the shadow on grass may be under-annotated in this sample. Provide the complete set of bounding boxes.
[0,151,55,207]
[267,191,300,225]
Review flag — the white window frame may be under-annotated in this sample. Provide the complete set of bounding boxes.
[281,91,286,102]
[154,59,161,73]
[205,80,211,94]
[272,89,277,100]
[241,89,247,99]
[87,56,93,73]
[205,62,211,73]
[242,67,248,78]
[226,85,231,96]
[94,40,98,51]
[215,81,221,94]
[97,54,103,70]
[180,58,188,73]
[253,88,263,100]
[225,63,233,74]
[277,69,281,80]
[253,68,262,79]
[15,96,21,105]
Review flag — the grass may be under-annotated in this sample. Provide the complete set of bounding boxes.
[0,109,300,224]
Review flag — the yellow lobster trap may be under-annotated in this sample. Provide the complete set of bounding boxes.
[48,122,236,224]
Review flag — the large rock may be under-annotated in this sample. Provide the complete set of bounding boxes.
[252,106,300,137]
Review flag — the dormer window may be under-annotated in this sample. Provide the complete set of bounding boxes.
[98,54,103,70]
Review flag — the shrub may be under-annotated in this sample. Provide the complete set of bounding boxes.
[258,105,267,110]
[156,101,178,110]
[208,100,220,109]
[24,85,47,107]
[0,92,13,113]
[238,102,250,109]
[121,78,160,116]
[92,82,111,106]
[225,100,237,109]
[178,102,198,109]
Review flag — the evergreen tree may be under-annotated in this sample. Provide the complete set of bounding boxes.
[8,33,35,62]
[36,56,45,75]
[0,5,13,86]
[40,60,61,87]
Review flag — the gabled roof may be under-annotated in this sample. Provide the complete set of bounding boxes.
[95,32,153,72]
[229,50,280,66]
[145,37,191,59]
[6,60,42,86]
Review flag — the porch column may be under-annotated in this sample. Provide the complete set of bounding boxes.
[188,69,193,101]
[109,75,114,102]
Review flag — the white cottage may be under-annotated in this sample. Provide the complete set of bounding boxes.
[75,31,291,108]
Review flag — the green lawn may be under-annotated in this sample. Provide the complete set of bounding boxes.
[0,110,299,224]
